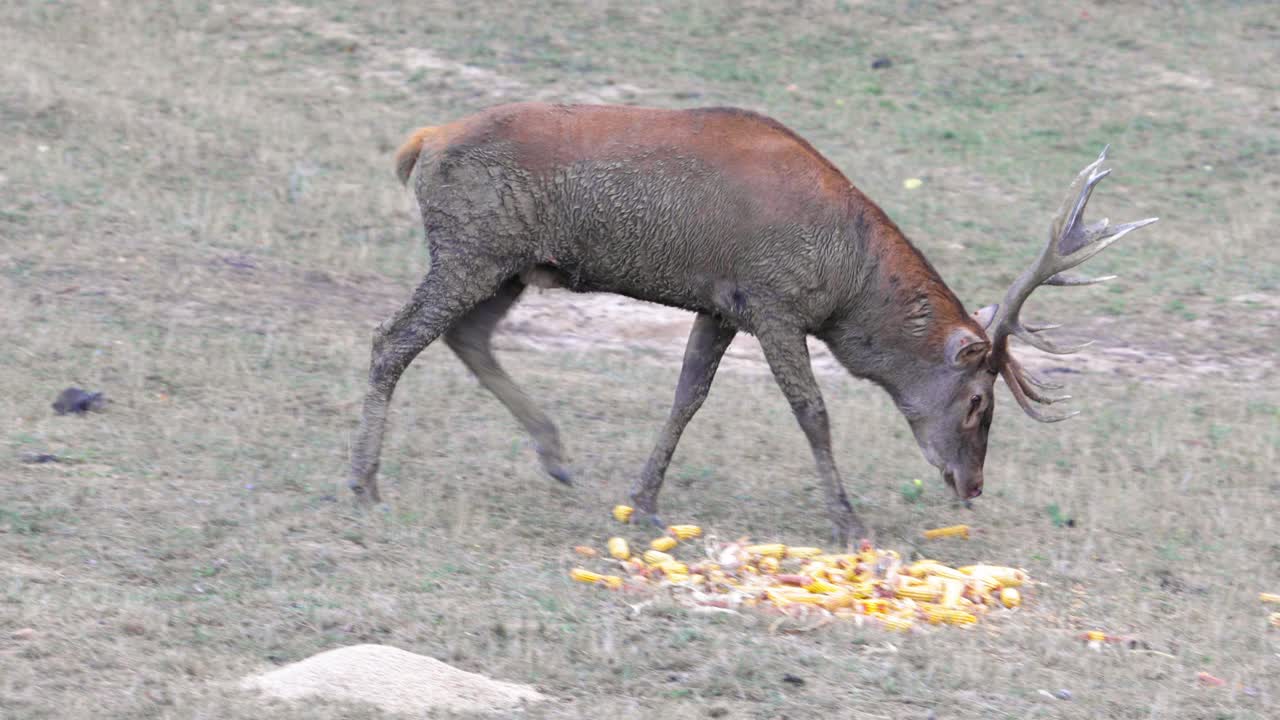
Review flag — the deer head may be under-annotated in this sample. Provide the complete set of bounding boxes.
[908,148,1157,501]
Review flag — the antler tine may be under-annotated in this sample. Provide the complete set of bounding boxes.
[985,147,1158,421]
[1045,272,1116,286]
[999,363,1080,423]
[1005,355,1071,404]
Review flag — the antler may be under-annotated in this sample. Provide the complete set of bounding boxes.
[985,146,1158,422]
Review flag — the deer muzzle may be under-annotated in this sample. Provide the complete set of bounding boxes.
[944,467,983,500]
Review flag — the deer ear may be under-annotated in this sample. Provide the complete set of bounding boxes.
[971,304,998,330]
[946,328,990,368]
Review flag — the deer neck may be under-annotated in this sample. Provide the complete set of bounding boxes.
[825,220,972,402]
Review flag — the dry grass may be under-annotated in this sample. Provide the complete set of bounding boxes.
[1,1,1278,718]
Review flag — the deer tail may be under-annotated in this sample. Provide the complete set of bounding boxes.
[394,126,440,186]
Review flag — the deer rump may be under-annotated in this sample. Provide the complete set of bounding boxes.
[346,101,1156,544]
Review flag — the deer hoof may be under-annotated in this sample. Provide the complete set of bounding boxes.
[547,466,573,486]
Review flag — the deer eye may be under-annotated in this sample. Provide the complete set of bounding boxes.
[969,394,982,410]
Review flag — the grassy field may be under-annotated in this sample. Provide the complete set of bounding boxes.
[2,1,1278,718]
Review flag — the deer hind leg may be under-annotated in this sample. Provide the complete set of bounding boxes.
[755,325,866,548]
[629,313,736,527]
[348,252,516,503]
[445,278,569,484]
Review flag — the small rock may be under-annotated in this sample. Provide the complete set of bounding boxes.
[52,387,107,415]
[871,57,893,70]
[706,708,729,718]
[122,622,147,636]
[781,673,805,687]
[12,628,37,640]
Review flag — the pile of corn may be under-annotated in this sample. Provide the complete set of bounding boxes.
[568,507,1028,632]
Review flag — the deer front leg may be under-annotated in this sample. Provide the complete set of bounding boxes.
[756,326,865,548]
[629,313,736,527]
[349,252,513,503]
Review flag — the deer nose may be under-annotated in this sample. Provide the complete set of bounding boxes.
[966,485,983,499]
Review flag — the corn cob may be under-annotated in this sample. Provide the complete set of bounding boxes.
[922,524,970,540]
[757,556,781,574]
[573,545,598,557]
[643,549,674,565]
[1000,587,1021,608]
[1085,630,1108,643]
[745,543,787,558]
[600,575,624,589]
[805,579,841,594]
[1269,612,1280,628]
[895,585,940,602]
[607,537,631,560]
[612,505,634,523]
[959,565,1027,587]
[570,568,604,584]
[786,546,825,559]
[925,607,977,625]
[649,536,678,552]
[1260,593,1280,604]
[917,564,969,582]
[667,524,702,540]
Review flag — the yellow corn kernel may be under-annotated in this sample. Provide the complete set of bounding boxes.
[745,543,787,558]
[667,524,702,540]
[649,536,678,552]
[880,616,914,632]
[1085,630,1108,643]
[599,575,624,590]
[895,585,940,602]
[664,572,690,584]
[805,579,841,594]
[607,537,631,560]
[1000,587,1021,609]
[922,524,970,540]
[786,546,825,559]
[612,505,634,523]
[570,568,603,584]
[643,549,674,565]
[959,565,1028,587]
[941,579,964,608]
[757,556,781,574]
[1260,593,1280,604]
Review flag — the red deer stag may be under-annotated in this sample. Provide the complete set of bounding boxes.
[347,102,1156,543]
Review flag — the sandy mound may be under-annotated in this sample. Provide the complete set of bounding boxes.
[239,644,547,715]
